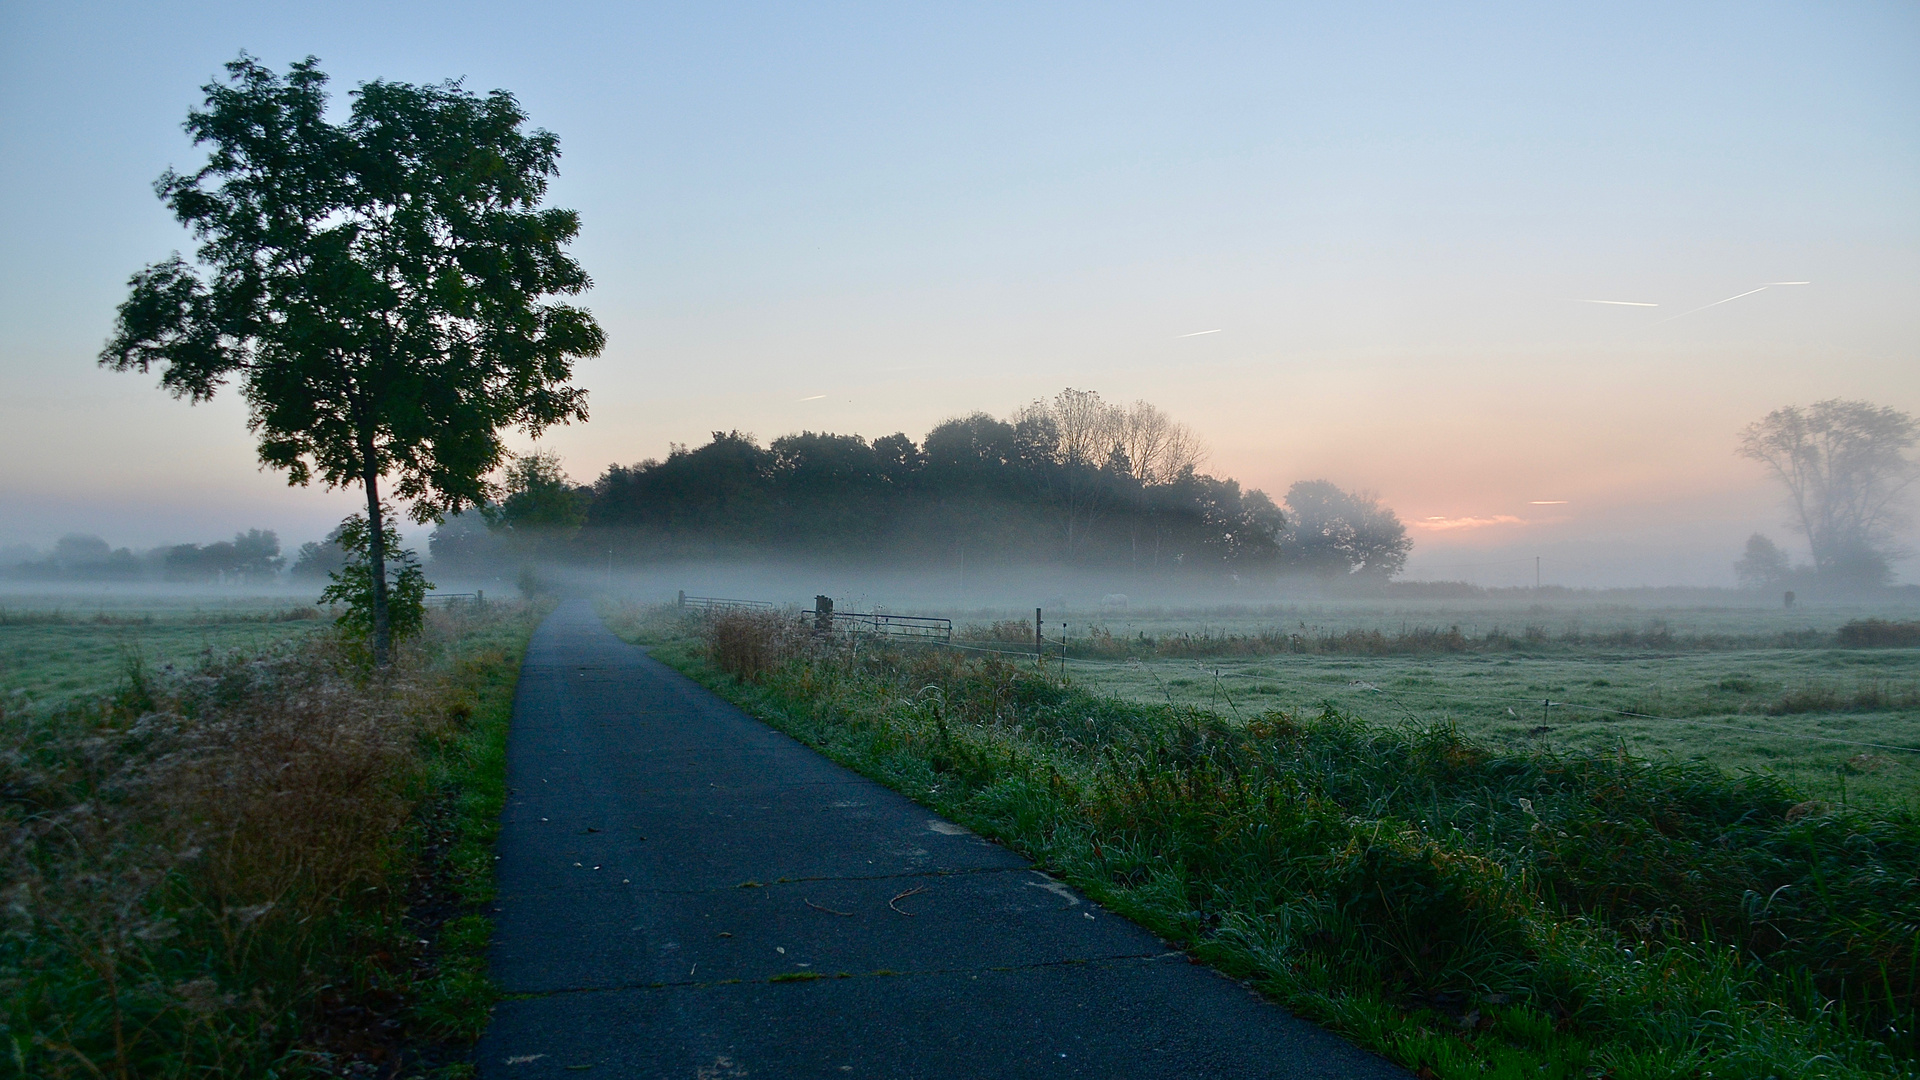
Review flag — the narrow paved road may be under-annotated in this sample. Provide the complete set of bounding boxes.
[476,600,1408,1079]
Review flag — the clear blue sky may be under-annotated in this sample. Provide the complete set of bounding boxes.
[2,1,1915,584]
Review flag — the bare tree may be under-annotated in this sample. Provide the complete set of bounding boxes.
[1048,388,1121,468]
[1158,418,1208,481]
[1115,400,1208,485]
[1012,389,1128,552]
[1738,400,1918,585]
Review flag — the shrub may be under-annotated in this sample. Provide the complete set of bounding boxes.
[1837,619,1920,648]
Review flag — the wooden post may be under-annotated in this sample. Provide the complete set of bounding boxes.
[1035,607,1043,659]
[815,595,835,632]
[678,590,686,609]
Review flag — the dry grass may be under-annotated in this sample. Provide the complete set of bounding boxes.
[704,609,809,681]
[0,604,531,1078]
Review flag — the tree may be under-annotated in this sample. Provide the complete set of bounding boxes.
[1280,480,1412,580]
[1013,389,1127,551]
[488,450,589,535]
[162,529,283,582]
[20,536,143,580]
[1737,400,1917,588]
[320,509,431,645]
[291,523,351,579]
[1109,399,1207,567]
[100,56,602,664]
[1113,399,1206,486]
[1733,533,1793,591]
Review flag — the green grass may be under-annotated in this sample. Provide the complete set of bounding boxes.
[606,603,1920,1080]
[965,595,1917,641]
[406,604,544,1048]
[0,603,329,706]
[1063,649,1920,804]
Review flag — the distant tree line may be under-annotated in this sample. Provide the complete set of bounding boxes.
[4,530,285,583]
[433,389,1413,579]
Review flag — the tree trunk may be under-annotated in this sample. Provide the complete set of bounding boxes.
[362,456,392,667]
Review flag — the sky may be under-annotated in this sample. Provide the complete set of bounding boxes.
[2,1,1915,586]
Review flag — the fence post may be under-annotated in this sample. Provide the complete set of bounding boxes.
[678,590,686,610]
[815,595,834,633]
[1035,607,1043,659]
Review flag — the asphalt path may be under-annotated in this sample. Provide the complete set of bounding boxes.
[475,600,1408,1079]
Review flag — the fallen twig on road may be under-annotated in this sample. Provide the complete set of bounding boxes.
[888,885,928,916]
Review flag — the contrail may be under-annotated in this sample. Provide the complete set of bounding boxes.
[1529,500,1568,505]
[1659,285,1772,323]
[1765,281,1811,286]
[797,394,826,401]
[1179,329,1222,337]
[1572,299,1658,307]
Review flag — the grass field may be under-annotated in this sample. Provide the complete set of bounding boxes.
[1056,648,1920,804]
[957,594,1915,640]
[0,592,338,708]
[916,597,1920,806]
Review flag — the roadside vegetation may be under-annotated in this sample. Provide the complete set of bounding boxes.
[0,600,539,1078]
[608,602,1919,1080]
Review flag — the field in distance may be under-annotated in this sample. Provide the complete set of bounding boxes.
[940,597,1920,805]
[0,591,332,707]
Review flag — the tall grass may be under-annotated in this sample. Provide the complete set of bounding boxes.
[0,604,535,1078]
[665,615,1919,1080]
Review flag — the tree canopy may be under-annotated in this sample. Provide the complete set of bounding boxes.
[1738,400,1917,588]
[101,55,602,660]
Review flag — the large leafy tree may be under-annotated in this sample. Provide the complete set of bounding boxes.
[1280,480,1411,580]
[1738,400,1917,587]
[102,56,603,663]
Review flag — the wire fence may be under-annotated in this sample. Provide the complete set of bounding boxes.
[677,592,777,615]
[824,611,953,643]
